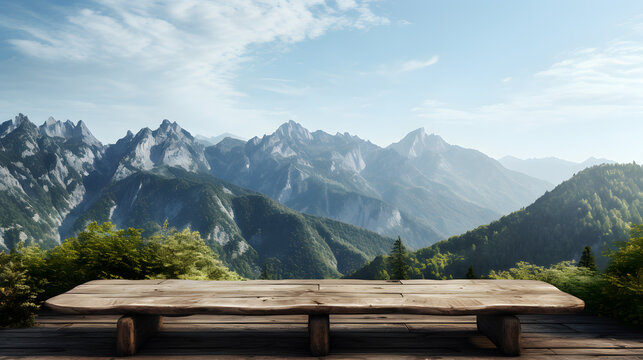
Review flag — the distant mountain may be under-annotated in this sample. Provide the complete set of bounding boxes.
[107,119,211,181]
[499,155,615,185]
[0,114,393,278]
[206,121,442,248]
[349,163,643,280]
[0,114,103,248]
[206,122,550,248]
[196,133,246,147]
[387,128,552,216]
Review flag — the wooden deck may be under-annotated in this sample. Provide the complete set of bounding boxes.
[1,311,641,359]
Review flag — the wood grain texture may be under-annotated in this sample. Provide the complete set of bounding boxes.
[45,279,585,316]
[309,314,330,356]
[477,314,521,356]
[115,315,162,356]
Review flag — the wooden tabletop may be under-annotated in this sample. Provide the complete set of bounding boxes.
[45,279,585,316]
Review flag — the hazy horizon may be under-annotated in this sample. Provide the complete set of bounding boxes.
[2,1,643,163]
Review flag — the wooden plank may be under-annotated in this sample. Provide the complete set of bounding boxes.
[321,280,559,293]
[477,314,521,356]
[84,279,167,285]
[308,314,330,356]
[68,283,320,294]
[115,315,162,356]
[45,279,585,316]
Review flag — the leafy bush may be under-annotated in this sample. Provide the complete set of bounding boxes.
[146,223,241,280]
[490,224,643,326]
[0,251,39,328]
[603,224,643,325]
[488,261,607,314]
[0,222,241,327]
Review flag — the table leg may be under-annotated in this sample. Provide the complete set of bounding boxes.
[116,314,163,356]
[308,314,330,356]
[477,314,521,356]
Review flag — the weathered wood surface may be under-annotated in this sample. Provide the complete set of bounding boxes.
[477,315,521,356]
[116,315,162,356]
[1,312,641,359]
[308,314,330,356]
[45,279,584,316]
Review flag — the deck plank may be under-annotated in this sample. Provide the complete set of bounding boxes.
[1,313,640,359]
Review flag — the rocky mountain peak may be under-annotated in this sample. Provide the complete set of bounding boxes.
[72,120,102,147]
[0,113,32,138]
[388,127,449,158]
[109,119,209,181]
[38,117,102,147]
[154,119,193,141]
[274,120,312,142]
[39,117,74,138]
[159,119,179,131]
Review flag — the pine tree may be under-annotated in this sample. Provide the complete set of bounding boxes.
[578,245,597,271]
[390,236,409,280]
[465,265,477,279]
[0,256,39,327]
[259,262,272,280]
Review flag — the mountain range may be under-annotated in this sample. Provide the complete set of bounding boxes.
[1,113,581,278]
[349,163,643,280]
[0,114,393,278]
[195,133,246,147]
[499,156,615,185]
[206,122,551,248]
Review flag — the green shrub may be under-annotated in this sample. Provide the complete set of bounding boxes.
[0,252,39,328]
[489,224,643,326]
[146,223,241,280]
[603,225,643,325]
[1,221,242,326]
[488,261,607,314]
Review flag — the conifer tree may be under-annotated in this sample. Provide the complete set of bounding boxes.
[259,262,272,280]
[465,265,477,279]
[0,255,39,327]
[578,245,597,271]
[390,236,409,280]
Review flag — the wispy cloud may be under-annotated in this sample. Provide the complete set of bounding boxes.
[0,0,388,140]
[255,78,310,96]
[413,40,643,126]
[377,55,439,75]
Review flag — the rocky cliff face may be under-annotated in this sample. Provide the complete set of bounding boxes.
[108,119,210,181]
[0,114,103,248]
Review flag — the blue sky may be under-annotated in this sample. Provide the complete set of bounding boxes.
[1,0,643,163]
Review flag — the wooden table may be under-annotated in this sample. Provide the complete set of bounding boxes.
[45,279,584,357]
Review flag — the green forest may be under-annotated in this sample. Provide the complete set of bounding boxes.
[349,164,643,280]
[61,168,395,279]
[353,224,642,326]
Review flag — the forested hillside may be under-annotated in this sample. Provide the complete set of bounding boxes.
[71,167,394,278]
[349,164,643,279]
